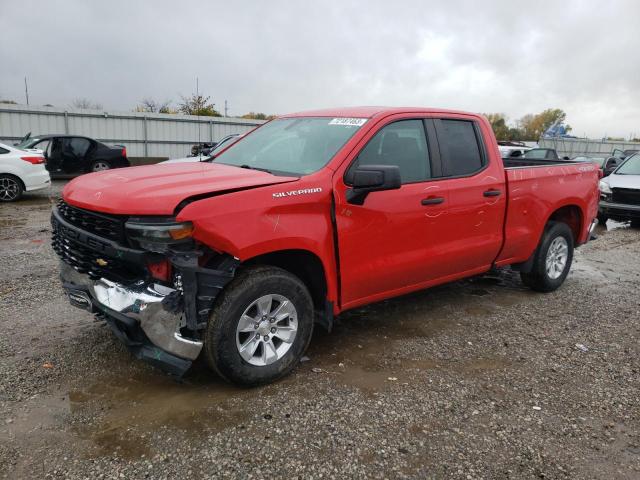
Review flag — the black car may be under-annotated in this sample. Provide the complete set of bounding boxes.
[15,133,130,175]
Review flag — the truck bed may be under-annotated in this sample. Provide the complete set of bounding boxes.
[495,160,600,267]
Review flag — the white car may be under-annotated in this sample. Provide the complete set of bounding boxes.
[598,153,640,226]
[0,142,50,201]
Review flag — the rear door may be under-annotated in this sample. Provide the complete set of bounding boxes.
[429,117,507,275]
[61,137,91,173]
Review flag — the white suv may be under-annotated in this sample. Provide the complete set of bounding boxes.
[0,142,51,201]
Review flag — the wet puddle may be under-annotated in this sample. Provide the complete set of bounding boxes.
[65,370,258,458]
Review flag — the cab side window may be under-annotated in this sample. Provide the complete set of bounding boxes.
[351,120,430,184]
[435,119,484,177]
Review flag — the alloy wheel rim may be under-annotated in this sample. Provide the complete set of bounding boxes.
[0,177,20,201]
[545,236,569,279]
[92,161,110,171]
[235,294,298,366]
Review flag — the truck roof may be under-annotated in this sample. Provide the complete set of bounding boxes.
[281,106,478,119]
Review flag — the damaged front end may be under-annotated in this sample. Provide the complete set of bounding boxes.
[51,200,238,376]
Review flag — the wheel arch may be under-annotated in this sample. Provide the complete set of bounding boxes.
[241,249,333,330]
[546,204,584,244]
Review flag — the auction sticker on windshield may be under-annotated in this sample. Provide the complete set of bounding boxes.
[328,118,367,127]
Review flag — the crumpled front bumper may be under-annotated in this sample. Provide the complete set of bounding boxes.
[59,261,203,375]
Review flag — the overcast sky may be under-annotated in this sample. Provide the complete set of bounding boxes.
[1,0,638,138]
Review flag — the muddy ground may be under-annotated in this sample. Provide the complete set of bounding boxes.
[1,180,639,479]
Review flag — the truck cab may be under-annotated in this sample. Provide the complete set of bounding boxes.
[52,107,599,385]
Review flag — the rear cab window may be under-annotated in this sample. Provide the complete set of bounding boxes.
[434,119,485,177]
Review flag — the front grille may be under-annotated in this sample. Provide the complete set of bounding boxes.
[611,188,640,206]
[56,200,127,243]
[52,226,143,283]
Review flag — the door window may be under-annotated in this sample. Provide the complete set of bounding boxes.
[436,120,484,177]
[350,120,430,184]
[64,137,91,157]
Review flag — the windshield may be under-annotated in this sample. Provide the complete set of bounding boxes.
[615,153,640,175]
[215,117,366,175]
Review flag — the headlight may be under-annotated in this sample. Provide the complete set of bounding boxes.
[599,180,611,194]
[125,219,193,252]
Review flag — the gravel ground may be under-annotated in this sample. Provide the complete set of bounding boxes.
[1,180,639,479]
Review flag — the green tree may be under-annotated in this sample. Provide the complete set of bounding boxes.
[518,108,571,140]
[484,113,510,141]
[178,94,221,116]
[483,113,525,141]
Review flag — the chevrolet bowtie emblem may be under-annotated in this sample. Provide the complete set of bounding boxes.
[96,258,108,266]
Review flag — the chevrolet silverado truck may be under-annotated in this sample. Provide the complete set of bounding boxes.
[52,107,599,385]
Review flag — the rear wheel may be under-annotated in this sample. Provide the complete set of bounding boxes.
[204,265,314,386]
[91,160,111,172]
[0,174,24,202]
[631,219,640,229]
[520,221,574,292]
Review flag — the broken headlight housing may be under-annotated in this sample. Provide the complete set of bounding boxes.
[125,218,194,253]
[599,180,612,200]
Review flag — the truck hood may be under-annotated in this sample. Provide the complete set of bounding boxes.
[605,173,640,190]
[63,162,298,215]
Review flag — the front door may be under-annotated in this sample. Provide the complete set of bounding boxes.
[334,118,450,309]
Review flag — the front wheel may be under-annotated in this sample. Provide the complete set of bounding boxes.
[204,265,314,386]
[520,221,574,293]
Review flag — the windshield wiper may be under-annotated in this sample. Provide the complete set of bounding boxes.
[239,164,273,174]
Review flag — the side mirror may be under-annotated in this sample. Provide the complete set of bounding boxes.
[346,165,401,205]
[604,157,618,172]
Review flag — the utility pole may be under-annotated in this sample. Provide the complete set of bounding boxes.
[24,76,29,105]
[224,100,229,117]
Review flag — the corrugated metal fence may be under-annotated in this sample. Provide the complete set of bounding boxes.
[539,137,640,159]
[0,104,265,160]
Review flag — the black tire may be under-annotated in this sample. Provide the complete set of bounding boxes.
[90,160,111,172]
[0,174,24,202]
[597,212,608,226]
[520,221,574,293]
[630,219,640,229]
[204,265,314,386]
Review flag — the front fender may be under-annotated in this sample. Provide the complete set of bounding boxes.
[176,175,339,305]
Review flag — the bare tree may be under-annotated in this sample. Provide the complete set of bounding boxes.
[72,98,103,110]
[136,97,173,113]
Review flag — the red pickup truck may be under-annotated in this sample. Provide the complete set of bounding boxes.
[52,107,599,385]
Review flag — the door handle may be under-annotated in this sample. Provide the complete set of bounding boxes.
[421,196,445,205]
[483,189,502,197]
